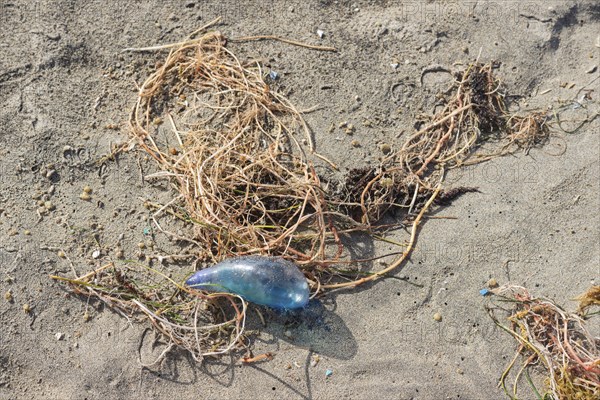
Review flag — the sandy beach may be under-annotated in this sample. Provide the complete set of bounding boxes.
[1,1,598,399]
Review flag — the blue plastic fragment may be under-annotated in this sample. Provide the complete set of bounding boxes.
[479,288,490,296]
[185,256,309,309]
[325,369,333,377]
[143,227,151,235]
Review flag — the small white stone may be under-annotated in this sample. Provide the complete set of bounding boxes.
[317,29,325,39]
[55,332,64,341]
[92,250,101,259]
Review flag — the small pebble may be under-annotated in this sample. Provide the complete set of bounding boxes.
[137,242,146,249]
[55,332,64,341]
[57,250,66,258]
[487,278,498,288]
[45,169,56,179]
[80,192,91,201]
[284,330,293,339]
[457,368,464,375]
[115,249,124,259]
[92,250,101,259]
[83,186,92,194]
[83,312,90,322]
[44,201,55,211]
[23,304,31,313]
[380,178,393,188]
[23,230,31,236]
[310,355,320,367]
[4,291,12,302]
[433,312,442,322]
[380,143,392,154]
[316,29,325,39]
[351,139,360,147]
[586,65,598,74]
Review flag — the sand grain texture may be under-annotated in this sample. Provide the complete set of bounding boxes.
[1,1,598,399]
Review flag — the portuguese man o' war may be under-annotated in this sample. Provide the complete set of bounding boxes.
[185,256,310,309]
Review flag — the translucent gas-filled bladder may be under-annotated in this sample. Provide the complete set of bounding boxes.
[185,256,310,309]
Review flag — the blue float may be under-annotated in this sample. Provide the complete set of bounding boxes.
[185,256,310,309]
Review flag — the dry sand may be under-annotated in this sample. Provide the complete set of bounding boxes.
[1,1,598,399]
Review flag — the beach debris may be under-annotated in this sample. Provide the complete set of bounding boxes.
[575,285,600,315]
[45,169,56,180]
[241,352,274,364]
[79,192,91,201]
[268,70,279,80]
[380,143,392,154]
[317,29,325,39]
[487,278,498,288]
[586,65,597,74]
[486,284,600,400]
[325,368,333,377]
[311,354,321,367]
[479,288,490,296]
[186,256,310,309]
[52,22,570,362]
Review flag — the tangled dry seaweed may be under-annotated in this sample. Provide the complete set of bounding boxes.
[486,285,600,400]
[52,21,555,362]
